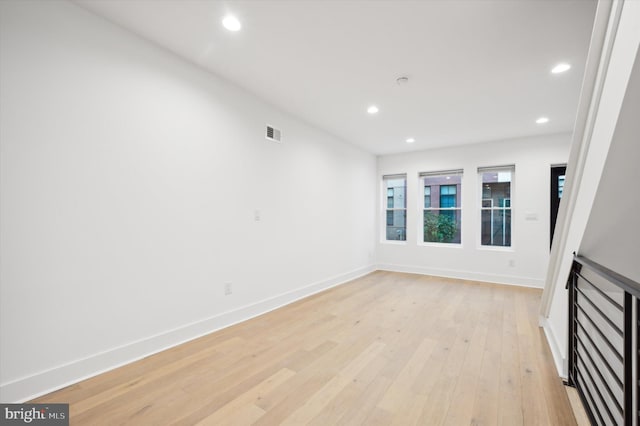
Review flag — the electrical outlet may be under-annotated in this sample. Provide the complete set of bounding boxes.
[224,282,232,296]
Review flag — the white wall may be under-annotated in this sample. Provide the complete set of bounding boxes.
[0,0,376,402]
[542,0,640,378]
[377,134,570,287]
[579,46,640,283]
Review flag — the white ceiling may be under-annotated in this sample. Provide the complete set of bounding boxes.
[75,0,597,155]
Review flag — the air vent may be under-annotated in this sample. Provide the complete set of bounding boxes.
[265,124,282,143]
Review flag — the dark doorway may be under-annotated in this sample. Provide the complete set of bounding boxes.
[550,165,566,248]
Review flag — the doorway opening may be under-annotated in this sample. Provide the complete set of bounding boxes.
[550,165,566,248]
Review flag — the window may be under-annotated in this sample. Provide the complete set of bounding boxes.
[387,188,394,208]
[479,165,514,247]
[383,175,406,241]
[440,185,457,208]
[386,211,394,226]
[420,170,462,244]
[424,186,431,208]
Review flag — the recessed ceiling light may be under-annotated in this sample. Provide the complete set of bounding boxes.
[367,105,379,114]
[536,117,549,124]
[222,15,242,32]
[551,63,571,74]
[406,137,415,144]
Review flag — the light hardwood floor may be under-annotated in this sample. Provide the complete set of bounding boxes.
[33,271,576,425]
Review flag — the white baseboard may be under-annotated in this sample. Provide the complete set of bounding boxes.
[540,315,567,378]
[376,263,545,288]
[0,265,375,403]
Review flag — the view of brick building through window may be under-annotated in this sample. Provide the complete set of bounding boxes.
[422,173,462,244]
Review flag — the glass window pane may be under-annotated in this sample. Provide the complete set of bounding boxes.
[482,181,511,207]
[440,195,454,208]
[481,171,512,183]
[481,209,511,246]
[385,179,406,209]
[424,210,461,244]
[421,173,462,245]
[386,210,406,241]
[424,186,431,208]
[424,174,462,187]
[440,185,456,195]
[480,168,513,247]
[384,176,406,241]
[440,185,457,208]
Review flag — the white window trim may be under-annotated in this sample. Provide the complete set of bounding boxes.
[418,241,465,249]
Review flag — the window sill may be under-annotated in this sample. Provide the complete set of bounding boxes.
[477,245,514,252]
[418,242,463,249]
[381,240,407,245]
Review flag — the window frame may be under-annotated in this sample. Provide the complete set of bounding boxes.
[419,169,463,246]
[478,165,515,251]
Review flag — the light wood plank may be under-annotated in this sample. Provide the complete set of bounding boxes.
[194,368,294,426]
[31,271,576,425]
[567,386,591,426]
[280,341,386,425]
